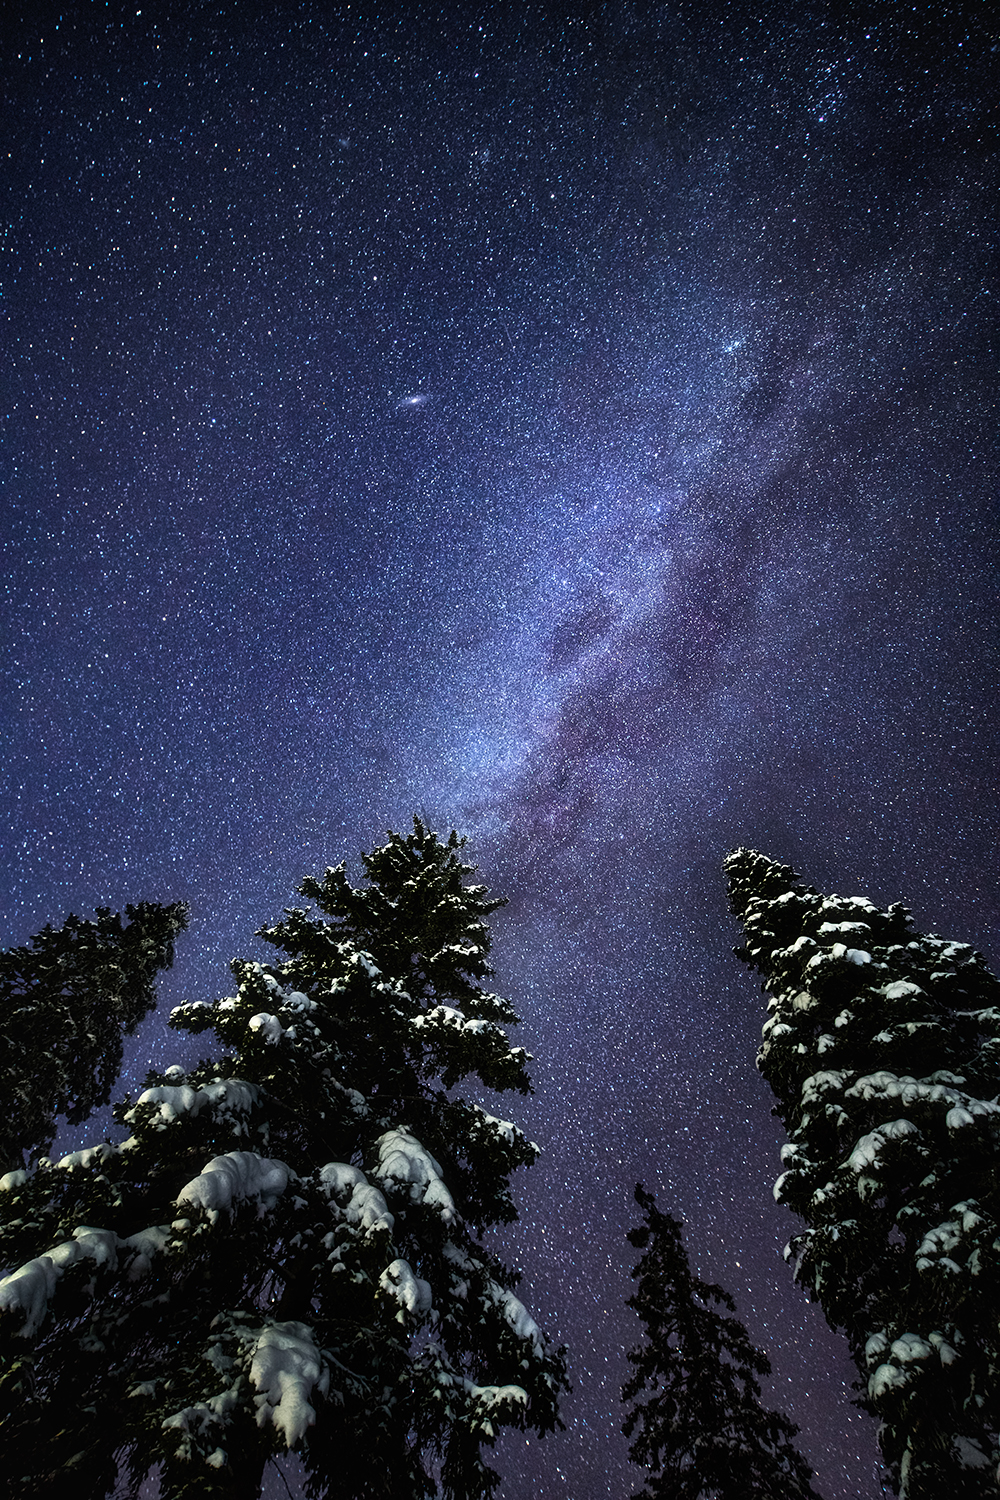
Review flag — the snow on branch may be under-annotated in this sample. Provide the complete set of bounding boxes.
[175,1152,291,1223]
[316,1162,395,1236]
[125,1078,260,1129]
[471,1106,536,1153]
[0,1227,119,1337]
[847,1119,921,1173]
[249,1320,331,1446]
[52,1142,122,1172]
[375,1128,458,1226]
[488,1282,544,1355]
[410,1004,491,1037]
[379,1258,434,1320]
[867,1330,960,1402]
[846,1071,1000,1120]
[0,1151,295,1335]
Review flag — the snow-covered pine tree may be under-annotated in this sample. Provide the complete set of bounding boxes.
[622,1184,822,1500]
[0,902,188,1172]
[0,819,566,1499]
[724,847,1000,1498]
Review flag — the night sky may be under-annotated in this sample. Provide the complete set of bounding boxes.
[2,3,996,1496]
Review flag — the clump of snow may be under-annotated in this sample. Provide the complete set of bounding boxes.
[800,1070,848,1107]
[411,1005,489,1036]
[847,1119,919,1173]
[249,1321,330,1446]
[469,1381,528,1411]
[55,1142,121,1172]
[253,970,312,1012]
[284,991,313,1012]
[317,1162,365,1199]
[317,1162,394,1235]
[869,1362,910,1399]
[431,942,485,963]
[71,1225,119,1266]
[176,1153,291,1223]
[161,1383,243,1453]
[865,1331,889,1366]
[122,1225,172,1280]
[889,1333,933,1364]
[0,1256,63,1336]
[915,1220,966,1273]
[0,1169,28,1192]
[475,1111,522,1146]
[0,1227,119,1337]
[806,942,871,968]
[490,1284,543,1353]
[954,1202,985,1233]
[375,1129,457,1225]
[929,1331,960,1364]
[379,1258,433,1317]
[881,981,924,1001]
[128,1080,260,1128]
[820,895,877,916]
[249,1013,284,1044]
[845,1075,1000,1150]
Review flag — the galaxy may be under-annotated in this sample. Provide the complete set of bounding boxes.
[2,4,995,1496]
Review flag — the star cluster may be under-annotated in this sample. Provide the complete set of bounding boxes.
[2,4,995,1497]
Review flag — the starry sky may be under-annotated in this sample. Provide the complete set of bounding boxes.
[2,2,996,1496]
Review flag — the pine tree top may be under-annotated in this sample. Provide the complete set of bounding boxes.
[266,817,511,1021]
[622,1184,823,1500]
[723,846,1000,1117]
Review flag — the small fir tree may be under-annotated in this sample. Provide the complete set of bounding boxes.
[0,820,566,1499]
[725,847,1000,1498]
[0,902,188,1171]
[622,1184,822,1500]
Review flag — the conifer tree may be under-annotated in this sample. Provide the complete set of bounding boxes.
[725,847,1000,1497]
[0,902,188,1171]
[0,819,566,1499]
[622,1184,822,1500]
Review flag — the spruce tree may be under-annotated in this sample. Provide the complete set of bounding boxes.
[622,1184,822,1500]
[725,847,1000,1497]
[0,901,188,1171]
[0,819,567,1499]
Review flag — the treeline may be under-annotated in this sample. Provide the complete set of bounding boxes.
[0,822,997,1498]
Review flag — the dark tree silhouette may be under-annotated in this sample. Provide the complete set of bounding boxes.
[622,1183,822,1500]
[0,901,187,1171]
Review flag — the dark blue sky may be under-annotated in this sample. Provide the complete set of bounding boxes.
[2,3,996,1496]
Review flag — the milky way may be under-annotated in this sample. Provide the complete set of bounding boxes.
[2,6,996,1497]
